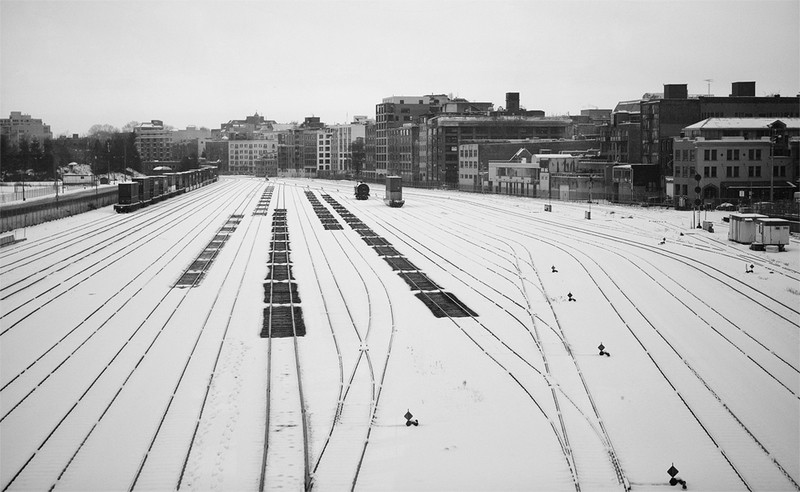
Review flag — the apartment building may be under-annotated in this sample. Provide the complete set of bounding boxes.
[672,117,799,205]
[134,120,172,162]
[328,116,368,173]
[1,111,53,146]
[376,94,453,177]
[228,137,277,175]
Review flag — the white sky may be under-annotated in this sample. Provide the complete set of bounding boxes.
[1,0,798,136]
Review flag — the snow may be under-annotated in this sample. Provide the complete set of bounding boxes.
[1,175,798,491]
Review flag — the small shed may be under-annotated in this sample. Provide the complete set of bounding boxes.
[61,162,95,186]
[751,218,791,251]
[728,213,767,244]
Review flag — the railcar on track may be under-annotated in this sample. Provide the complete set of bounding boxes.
[354,182,370,200]
[384,175,404,208]
[113,166,218,213]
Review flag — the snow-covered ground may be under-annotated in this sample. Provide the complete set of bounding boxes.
[1,176,798,491]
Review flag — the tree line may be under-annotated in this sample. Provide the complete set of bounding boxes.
[1,124,142,182]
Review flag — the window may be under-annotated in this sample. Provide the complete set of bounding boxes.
[726,149,740,160]
[675,151,681,162]
[703,166,717,178]
[774,165,786,177]
[748,166,762,177]
[726,166,740,178]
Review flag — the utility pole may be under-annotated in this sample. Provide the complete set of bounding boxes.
[769,124,776,202]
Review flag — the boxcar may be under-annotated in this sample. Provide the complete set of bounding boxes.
[384,176,404,207]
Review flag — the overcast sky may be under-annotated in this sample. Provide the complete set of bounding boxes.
[2,0,798,136]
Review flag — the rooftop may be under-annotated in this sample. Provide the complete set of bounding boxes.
[684,117,800,130]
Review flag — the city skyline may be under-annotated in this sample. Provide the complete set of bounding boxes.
[2,0,799,136]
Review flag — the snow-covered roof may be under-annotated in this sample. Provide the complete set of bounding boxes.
[534,154,575,159]
[684,118,800,130]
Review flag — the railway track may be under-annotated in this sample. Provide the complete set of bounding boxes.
[0,180,255,400]
[0,180,262,491]
[258,185,311,490]
[319,186,585,491]
[0,179,242,332]
[388,189,799,490]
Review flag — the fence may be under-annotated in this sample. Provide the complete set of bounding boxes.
[0,183,65,204]
[0,187,118,233]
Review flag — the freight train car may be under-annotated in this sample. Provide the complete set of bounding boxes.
[114,166,218,213]
[384,175,404,207]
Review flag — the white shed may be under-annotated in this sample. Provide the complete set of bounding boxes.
[727,213,767,244]
[751,218,791,251]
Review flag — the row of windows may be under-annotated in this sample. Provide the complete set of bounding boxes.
[675,148,764,161]
[231,143,273,149]
[676,164,786,178]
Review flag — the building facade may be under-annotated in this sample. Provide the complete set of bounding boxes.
[425,115,572,186]
[639,82,799,192]
[458,138,599,191]
[329,116,368,173]
[487,152,580,198]
[134,120,173,163]
[1,111,53,146]
[386,124,420,182]
[376,95,453,178]
[672,118,799,206]
[227,138,277,175]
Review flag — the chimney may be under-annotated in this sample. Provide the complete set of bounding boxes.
[730,81,756,97]
[506,92,520,114]
[663,84,688,99]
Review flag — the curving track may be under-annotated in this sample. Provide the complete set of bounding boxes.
[1,176,797,491]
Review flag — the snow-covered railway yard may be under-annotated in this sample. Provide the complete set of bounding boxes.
[1,176,798,491]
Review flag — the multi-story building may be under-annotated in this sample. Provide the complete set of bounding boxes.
[317,128,333,171]
[205,140,230,172]
[220,113,275,140]
[387,124,420,182]
[458,138,599,191]
[570,108,612,139]
[134,120,172,163]
[487,151,580,198]
[672,117,799,206]
[601,99,644,164]
[1,111,52,146]
[376,94,453,177]
[424,115,572,186]
[639,81,799,190]
[364,122,377,178]
[227,137,277,175]
[329,116,369,173]
[172,125,214,158]
[276,129,301,175]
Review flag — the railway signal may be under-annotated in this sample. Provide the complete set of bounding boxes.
[405,410,419,427]
[667,463,687,489]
